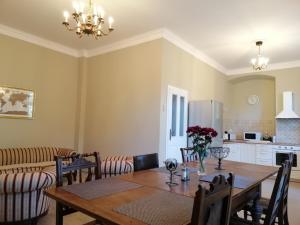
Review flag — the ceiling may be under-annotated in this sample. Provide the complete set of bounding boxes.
[1,0,300,74]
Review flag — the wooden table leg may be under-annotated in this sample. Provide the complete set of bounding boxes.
[56,202,63,225]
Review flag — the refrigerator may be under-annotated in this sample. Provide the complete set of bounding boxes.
[188,100,223,147]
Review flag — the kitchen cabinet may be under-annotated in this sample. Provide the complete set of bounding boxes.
[240,144,256,164]
[255,144,273,166]
[223,142,273,166]
[223,143,241,162]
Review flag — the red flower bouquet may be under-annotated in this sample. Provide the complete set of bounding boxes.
[187,126,218,174]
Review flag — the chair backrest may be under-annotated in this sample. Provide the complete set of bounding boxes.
[275,152,293,224]
[180,147,199,163]
[191,173,234,225]
[133,153,159,171]
[55,152,101,187]
[264,159,291,225]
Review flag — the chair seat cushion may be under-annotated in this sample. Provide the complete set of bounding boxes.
[0,161,56,174]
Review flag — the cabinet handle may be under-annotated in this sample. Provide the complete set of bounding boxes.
[169,129,172,140]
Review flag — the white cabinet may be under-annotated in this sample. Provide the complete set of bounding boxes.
[240,144,256,164]
[255,144,273,166]
[223,143,274,166]
[223,143,241,162]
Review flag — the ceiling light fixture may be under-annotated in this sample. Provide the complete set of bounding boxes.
[251,41,269,71]
[62,0,114,39]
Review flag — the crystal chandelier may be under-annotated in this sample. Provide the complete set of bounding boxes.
[62,0,114,39]
[251,41,269,71]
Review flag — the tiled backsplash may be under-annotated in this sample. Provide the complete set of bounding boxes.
[276,119,300,144]
[224,119,275,139]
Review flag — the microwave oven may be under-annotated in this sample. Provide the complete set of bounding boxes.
[243,132,262,141]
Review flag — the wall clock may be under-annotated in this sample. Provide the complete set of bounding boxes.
[248,95,259,105]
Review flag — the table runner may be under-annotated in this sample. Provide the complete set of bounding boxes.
[114,191,193,225]
[61,178,142,200]
[199,172,256,189]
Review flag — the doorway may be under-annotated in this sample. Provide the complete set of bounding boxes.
[165,85,188,163]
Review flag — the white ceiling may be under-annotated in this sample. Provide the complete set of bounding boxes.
[1,0,300,74]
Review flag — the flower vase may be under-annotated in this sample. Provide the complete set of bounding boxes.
[198,158,206,175]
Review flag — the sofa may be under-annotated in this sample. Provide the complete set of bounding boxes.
[0,147,134,224]
[0,147,75,225]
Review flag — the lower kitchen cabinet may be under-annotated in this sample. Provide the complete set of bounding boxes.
[223,143,241,162]
[223,143,273,166]
[255,144,273,166]
[240,144,256,164]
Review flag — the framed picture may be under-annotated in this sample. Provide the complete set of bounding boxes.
[0,86,34,119]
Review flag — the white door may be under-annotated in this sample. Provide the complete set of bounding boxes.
[166,86,188,163]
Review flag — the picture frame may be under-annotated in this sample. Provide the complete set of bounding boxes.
[0,86,34,119]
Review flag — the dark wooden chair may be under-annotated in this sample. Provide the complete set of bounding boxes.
[242,153,293,225]
[55,152,101,225]
[133,153,159,171]
[181,147,199,163]
[190,173,234,225]
[231,159,291,225]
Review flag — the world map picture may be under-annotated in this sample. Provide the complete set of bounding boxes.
[0,86,34,118]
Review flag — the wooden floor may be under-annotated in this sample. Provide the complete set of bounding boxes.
[39,179,300,225]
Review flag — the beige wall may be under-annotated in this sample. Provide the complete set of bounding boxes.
[225,77,275,138]
[159,39,231,161]
[231,67,300,116]
[265,68,300,115]
[9,32,299,156]
[75,57,88,153]
[0,35,231,159]
[230,67,300,137]
[0,34,79,149]
[83,40,162,157]
[82,39,232,161]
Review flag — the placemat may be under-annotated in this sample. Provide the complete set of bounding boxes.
[114,191,193,225]
[199,172,256,189]
[61,178,142,200]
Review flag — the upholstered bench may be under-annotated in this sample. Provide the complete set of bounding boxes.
[0,147,76,225]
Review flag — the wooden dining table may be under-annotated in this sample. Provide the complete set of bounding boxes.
[46,159,278,225]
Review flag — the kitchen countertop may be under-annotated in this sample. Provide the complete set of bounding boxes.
[223,139,300,147]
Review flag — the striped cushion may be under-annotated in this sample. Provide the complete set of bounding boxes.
[0,147,76,166]
[0,189,50,222]
[41,166,56,186]
[0,161,56,175]
[0,172,53,194]
[0,172,55,222]
[101,156,134,178]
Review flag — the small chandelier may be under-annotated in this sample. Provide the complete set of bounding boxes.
[62,0,114,39]
[251,41,269,71]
